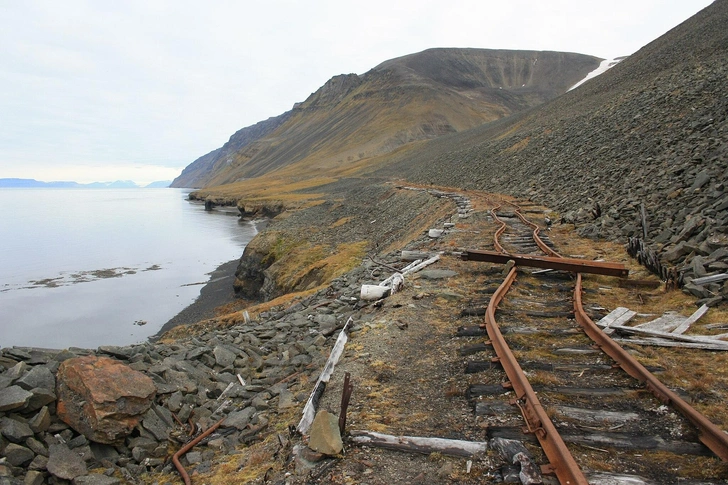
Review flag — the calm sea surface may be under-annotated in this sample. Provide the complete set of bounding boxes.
[0,188,254,350]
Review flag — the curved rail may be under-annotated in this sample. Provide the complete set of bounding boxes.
[173,418,225,485]
[493,200,561,258]
[490,204,507,254]
[573,274,728,461]
[485,267,588,485]
[485,198,728,484]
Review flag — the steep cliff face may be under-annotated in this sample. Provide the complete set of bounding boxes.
[173,48,601,188]
[170,111,292,188]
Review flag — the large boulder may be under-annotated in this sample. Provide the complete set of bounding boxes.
[308,410,343,455]
[56,356,156,444]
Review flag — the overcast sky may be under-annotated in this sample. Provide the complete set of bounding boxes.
[0,1,714,184]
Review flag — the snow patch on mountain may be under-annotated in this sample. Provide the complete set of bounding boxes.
[569,57,625,91]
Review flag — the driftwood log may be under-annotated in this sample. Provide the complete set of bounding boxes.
[350,430,488,457]
[297,318,352,434]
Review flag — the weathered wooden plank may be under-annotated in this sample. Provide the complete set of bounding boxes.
[402,253,441,276]
[634,311,684,332]
[459,307,486,317]
[461,249,629,277]
[553,405,640,425]
[487,427,711,455]
[456,326,488,337]
[475,403,640,426]
[459,343,492,356]
[671,304,709,335]
[598,308,637,335]
[350,430,488,457]
[498,308,575,318]
[609,324,728,347]
[467,385,637,398]
[466,360,617,374]
[587,473,653,485]
[691,273,728,285]
[297,318,352,434]
[604,310,638,335]
[596,307,630,327]
[614,338,728,351]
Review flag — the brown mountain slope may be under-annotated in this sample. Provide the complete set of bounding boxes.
[377,0,727,280]
[172,48,600,188]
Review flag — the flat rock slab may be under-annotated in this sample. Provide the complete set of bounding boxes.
[416,269,459,280]
[0,385,32,412]
[47,443,87,480]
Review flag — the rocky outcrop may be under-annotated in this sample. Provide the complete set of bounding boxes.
[232,181,452,302]
[56,356,156,444]
[237,201,285,219]
[233,231,282,300]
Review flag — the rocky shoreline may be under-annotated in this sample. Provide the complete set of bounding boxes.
[0,240,440,484]
[0,183,455,484]
[153,259,240,339]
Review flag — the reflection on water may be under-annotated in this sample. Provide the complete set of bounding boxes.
[0,188,254,349]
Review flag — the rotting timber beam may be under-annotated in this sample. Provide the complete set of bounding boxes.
[460,249,629,278]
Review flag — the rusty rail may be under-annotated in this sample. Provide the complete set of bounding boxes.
[173,417,225,485]
[490,205,507,254]
[485,266,588,485]
[472,198,728,484]
[461,249,629,277]
[511,205,562,258]
[573,273,728,461]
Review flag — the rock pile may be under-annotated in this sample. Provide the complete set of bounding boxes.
[0,250,422,484]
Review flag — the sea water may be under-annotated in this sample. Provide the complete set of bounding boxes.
[0,188,254,349]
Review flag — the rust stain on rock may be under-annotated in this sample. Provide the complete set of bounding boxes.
[56,355,155,444]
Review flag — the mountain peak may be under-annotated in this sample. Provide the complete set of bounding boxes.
[172,48,601,188]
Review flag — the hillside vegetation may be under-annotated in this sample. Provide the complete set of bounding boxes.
[172,48,600,189]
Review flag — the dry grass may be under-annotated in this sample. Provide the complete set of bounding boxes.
[631,450,728,480]
[192,175,336,207]
[503,137,531,154]
[330,216,353,228]
[271,240,368,294]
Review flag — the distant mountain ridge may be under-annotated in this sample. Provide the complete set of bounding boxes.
[171,48,602,188]
[0,178,171,188]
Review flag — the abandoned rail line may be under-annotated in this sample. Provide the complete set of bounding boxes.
[457,199,728,483]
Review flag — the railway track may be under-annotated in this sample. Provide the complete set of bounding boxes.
[458,199,728,484]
